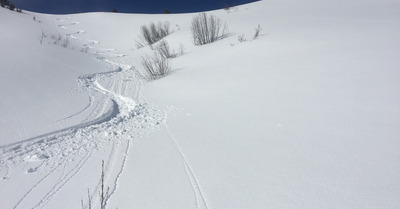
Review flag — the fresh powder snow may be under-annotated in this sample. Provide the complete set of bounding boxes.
[0,0,399,208]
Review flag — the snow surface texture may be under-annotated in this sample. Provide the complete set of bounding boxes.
[1,0,400,208]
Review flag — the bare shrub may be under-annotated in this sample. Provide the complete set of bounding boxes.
[50,34,63,45]
[135,37,146,49]
[61,37,69,48]
[81,46,89,53]
[191,13,228,45]
[139,52,170,81]
[99,160,110,209]
[81,160,110,209]
[253,24,262,40]
[223,3,230,12]
[149,23,161,42]
[137,21,171,46]
[238,34,246,42]
[81,189,92,209]
[140,25,153,45]
[159,21,171,37]
[39,31,46,45]
[155,40,176,59]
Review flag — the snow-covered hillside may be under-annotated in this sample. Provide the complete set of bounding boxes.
[1,0,399,208]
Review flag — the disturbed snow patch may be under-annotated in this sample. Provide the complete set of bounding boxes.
[0,16,166,178]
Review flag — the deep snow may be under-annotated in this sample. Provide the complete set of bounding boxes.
[1,0,400,208]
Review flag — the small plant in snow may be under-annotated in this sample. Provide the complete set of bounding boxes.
[81,46,89,53]
[238,34,246,42]
[253,24,262,40]
[50,34,62,45]
[139,52,170,81]
[155,40,176,59]
[136,21,171,46]
[81,160,110,209]
[39,31,47,45]
[81,189,92,209]
[223,3,230,12]
[191,13,228,45]
[1,0,17,11]
[61,37,70,48]
[47,34,72,48]
[135,40,145,49]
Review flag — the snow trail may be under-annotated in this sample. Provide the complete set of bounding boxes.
[12,162,64,209]
[1,16,166,209]
[165,123,209,209]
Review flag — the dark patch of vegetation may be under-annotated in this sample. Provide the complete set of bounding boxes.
[1,0,21,12]
[191,13,228,45]
[136,21,171,47]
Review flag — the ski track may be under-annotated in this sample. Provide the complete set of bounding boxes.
[109,140,130,198]
[54,96,93,123]
[165,123,209,209]
[34,153,92,209]
[1,16,166,209]
[84,140,119,209]
[12,162,64,209]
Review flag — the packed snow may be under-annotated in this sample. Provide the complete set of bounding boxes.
[0,0,399,208]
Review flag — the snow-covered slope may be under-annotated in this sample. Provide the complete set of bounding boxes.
[1,0,399,208]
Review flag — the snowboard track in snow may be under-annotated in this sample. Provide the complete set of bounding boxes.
[1,16,166,209]
[165,123,209,209]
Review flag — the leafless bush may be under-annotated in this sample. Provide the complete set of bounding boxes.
[155,40,176,59]
[140,25,152,45]
[39,31,46,45]
[50,34,62,45]
[253,24,262,40]
[48,34,71,48]
[137,21,171,46]
[191,13,228,45]
[99,160,110,209]
[61,37,69,48]
[223,3,230,12]
[81,160,110,209]
[149,23,162,42]
[238,34,246,42]
[81,46,89,53]
[81,189,92,209]
[139,52,170,81]
[158,21,171,37]
[135,38,146,49]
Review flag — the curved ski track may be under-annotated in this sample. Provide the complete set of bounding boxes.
[1,16,209,209]
[0,17,165,209]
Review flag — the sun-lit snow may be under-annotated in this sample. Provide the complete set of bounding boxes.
[1,0,399,208]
